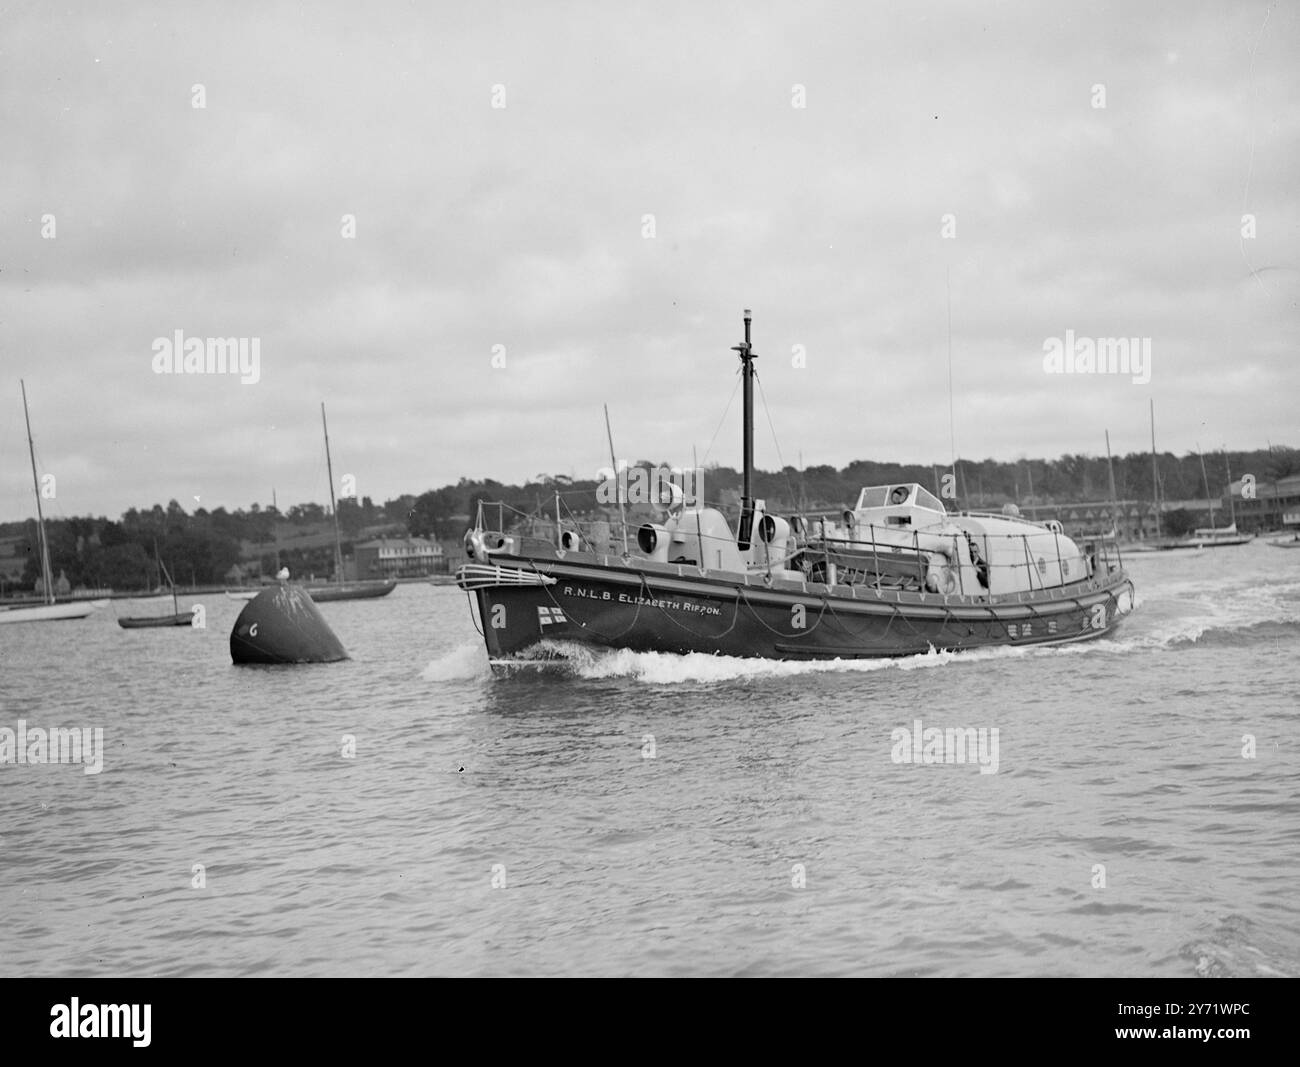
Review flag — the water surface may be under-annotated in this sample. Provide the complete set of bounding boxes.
[1,545,1297,976]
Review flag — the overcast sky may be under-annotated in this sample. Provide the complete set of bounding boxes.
[2,0,1296,522]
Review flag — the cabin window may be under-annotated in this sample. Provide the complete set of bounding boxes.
[857,487,890,509]
[914,488,944,512]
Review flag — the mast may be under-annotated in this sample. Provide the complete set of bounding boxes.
[1197,444,1215,533]
[603,404,628,555]
[1224,450,1237,528]
[731,308,757,550]
[321,403,345,583]
[272,487,281,571]
[1149,399,1160,539]
[946,267,957,502]
[797,448,806,513]
[21,380,55,604]
[1104,430,1118,534]
[157,547,178,615]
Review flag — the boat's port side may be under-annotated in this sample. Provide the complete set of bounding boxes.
[453,313,1135,666]
[458,548,1135,661]
[462,490,1125,604]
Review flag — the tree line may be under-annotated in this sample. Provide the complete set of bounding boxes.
[403,446,1300,539]
[4,445,1295,593]
[2,495,412,593]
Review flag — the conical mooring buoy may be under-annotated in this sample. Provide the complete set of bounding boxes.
[230,584,348,664]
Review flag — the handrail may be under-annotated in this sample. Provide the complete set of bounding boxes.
[474,495,1121,539]
[465,498,1123,589]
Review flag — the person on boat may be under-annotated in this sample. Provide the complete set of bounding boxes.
[964,532,989,590]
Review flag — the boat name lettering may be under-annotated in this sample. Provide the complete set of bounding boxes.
[560,586,721,615]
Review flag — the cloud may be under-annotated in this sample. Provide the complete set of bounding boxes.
[1,0,1297,519]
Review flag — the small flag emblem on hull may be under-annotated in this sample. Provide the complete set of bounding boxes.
[538,606,566,626]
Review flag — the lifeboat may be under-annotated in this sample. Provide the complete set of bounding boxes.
[456,310,1135,664]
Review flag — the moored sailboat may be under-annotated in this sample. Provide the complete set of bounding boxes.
[225,410,397,602]
[307,579,397,601]
[302,403,396,601]
[456,310,1136,665]
[1156,447,1251,549]
[0,382,99,625]
[117,552,196,628]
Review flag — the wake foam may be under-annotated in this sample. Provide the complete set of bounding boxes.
[421,643,492,681]
[492,638,1043,685]
[1180,915,1297,978]
[1121,575,1300,652]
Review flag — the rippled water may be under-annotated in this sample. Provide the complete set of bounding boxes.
[2,543,1297,977]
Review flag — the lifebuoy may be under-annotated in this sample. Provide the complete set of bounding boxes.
[927,562,959,595]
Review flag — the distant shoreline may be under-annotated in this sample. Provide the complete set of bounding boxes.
[0,572,454,606]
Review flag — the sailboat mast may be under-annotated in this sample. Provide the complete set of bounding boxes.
[1104,430,1118,533]
[272,487,281,571]
[1149,399,1160,539]
[732,309,757,550]
[321,403,344,582]
[1197,445,1215,533]
[946,269,957,503]
[602,404,629,556]
[157,546,178,615]
[1224,451,1237,528]
[21,380,55,604]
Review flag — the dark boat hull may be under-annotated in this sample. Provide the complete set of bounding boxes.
[305,581,397,601]
[118,612,194,629]
[0,601,98,624]
[460,551,1135,663]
